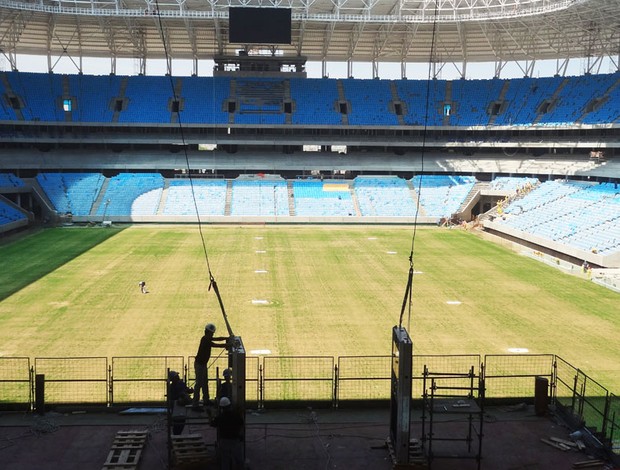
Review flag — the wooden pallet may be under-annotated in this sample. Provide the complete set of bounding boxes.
[102,430,148,470]
[171,434,212,465]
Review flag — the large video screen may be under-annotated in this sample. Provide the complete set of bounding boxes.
[229,8,292,45]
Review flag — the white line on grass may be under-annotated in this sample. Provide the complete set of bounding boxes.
[507,348,529,353]
[251,299,269,305]
[446,300,462,305]
[255,250,266,254]
[250,349,271,355]
[255,270,268,274]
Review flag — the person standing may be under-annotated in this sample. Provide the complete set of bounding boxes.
[218,368,233,403]
[193,323,227,409]
[212,396,244,469]
[139,281,147,294]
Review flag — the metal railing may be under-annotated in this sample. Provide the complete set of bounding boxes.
[0,353,617,455]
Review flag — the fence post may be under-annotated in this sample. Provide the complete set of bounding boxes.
[108,364,113,407]
[29,365,35,411]
[601,392,611,437]
[551,356,557,405]
[35,374,45,415]
[258,363,264,409]
[333,364,339,409]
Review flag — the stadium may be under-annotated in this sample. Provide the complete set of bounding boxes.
[0,0,619,468]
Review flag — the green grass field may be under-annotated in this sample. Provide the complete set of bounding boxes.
[0,225,618,394]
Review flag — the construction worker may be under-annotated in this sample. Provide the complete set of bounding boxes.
[192,323,227,410]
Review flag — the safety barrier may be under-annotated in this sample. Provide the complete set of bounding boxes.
[0,353,617,455]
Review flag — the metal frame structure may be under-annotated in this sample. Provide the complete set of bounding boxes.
[0,0,618,76]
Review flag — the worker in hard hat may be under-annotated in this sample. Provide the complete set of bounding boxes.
[192,323,227,410]
[211,396,244,469]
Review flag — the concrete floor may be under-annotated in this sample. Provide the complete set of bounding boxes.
[0,404,614,469]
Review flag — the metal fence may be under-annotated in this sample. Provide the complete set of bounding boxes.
[0,353,617,455]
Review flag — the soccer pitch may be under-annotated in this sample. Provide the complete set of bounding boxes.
[0,225,618,394]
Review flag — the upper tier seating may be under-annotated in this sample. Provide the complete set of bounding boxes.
[293,180,356,217]
[537,74,618,126]
[342,79,399,126]
[162,179,227,216]
[0,72,618,126]
[68,74,121,122]
[493,76,564,126]
[354,176,417,216]
[289,78,341,125]
[230,179,289,216]
[395,79,447,126]
[411,175,476,218]
[449,78,504,126]
[180,77,232,125]
[95,173,164,217]
[37,172,105,216]
[0,173,25,188]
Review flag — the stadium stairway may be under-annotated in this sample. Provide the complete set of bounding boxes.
[90,177,110,216]
[157,179,171,215]
[458,181,489,217]
[224,180,233,216]
[336,80,349,125]
[389,82,405,126]
[532,77,569,125]
[287,180,295,215]
[575,76,620,124]
[406,180,426,216]
[350,185,362,216]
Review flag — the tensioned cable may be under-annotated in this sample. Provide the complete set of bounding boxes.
[399,1,440,330]
[153,3,237,338]
[153,5,213,273]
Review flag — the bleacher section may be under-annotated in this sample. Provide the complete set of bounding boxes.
[289,78,341,125]
[0,172,25,188]
[68,74,121,123]
[394,79,446,126]
[537,74,618,126]
[493,180,620,255]
[0,200,26,225]
[488,176,539,192]
[119,76,173,123]
[95,173,164,217]
[163,179,227,216]
[492,76,564,126]
[293,180,355,217]
[342,79,399,126]
[411,175,476,218]
[354,176,416,216]
[449,78,504,126]
[37,172,105,216]
[1,72,618,126]
[230,179,289,216]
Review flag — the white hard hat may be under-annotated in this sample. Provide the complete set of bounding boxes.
[205,323,216,333]
[219,396,231,408]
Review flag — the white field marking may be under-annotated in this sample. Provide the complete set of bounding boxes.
[386,251,397,254]
[446,300,462,305]
[367,237,377,240]
[251,299,269,305]
[255,270,268,274]
[255,250,266,254]
[507,348,529,353]
[250,349,271,355]
[413,271,424,274]
[255,237,263,240]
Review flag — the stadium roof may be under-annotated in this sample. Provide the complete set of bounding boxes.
[0,0,618,76]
